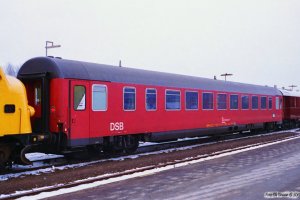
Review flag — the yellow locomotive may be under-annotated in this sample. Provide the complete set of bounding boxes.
[0,67,34,167]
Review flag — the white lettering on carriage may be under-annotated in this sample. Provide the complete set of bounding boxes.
[110,122,124,131]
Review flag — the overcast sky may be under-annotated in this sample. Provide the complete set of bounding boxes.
[0,0,299,89]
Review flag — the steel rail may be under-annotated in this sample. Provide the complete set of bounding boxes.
[2,131,299,200]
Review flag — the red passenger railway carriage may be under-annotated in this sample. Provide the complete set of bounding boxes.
[17,57,283,153]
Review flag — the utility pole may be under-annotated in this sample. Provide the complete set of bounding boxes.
[45,41,61,56]
[289,85,297,91]
[220,73,233,81]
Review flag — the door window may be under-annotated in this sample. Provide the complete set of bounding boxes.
[74,86,86,110]
[34,85,41,105]
[276,97,281,110]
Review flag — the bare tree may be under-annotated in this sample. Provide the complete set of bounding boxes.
[5,63,20,77]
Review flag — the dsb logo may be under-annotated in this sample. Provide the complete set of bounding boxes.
[110,122,124,131]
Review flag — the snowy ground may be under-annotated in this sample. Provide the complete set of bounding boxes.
[0,129,298,199]
[11,134,300,200]
[1,129,298,182]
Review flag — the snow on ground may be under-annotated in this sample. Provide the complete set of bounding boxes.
[8,134,300,200]
[26,153,63,162]
[138,142,158,147]
[1,128,298,182]
[11,153,65,170]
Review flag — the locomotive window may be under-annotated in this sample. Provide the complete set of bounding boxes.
[217,94,227,110]
[252,96,258,109]
[230,94,238,110]
[146,88,157,111]
[74,86,86,110]
[4,104,15,113]
[203,93,213,110]
[242,96,249,109]
[261,97,267,109]
[166,90,180,110]
[92,85,107,111]
[186,91,198,110]
[268,97,273,109]
[124,87,136,111]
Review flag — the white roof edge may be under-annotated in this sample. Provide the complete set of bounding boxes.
[279,89,300,97]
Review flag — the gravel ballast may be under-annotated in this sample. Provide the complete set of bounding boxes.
[0,131,298,196]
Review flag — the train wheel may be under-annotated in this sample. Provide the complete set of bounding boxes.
[124,135,139,154]
[0,144,11,169]
[87,145,102,156]
[20,145,33,165]
[103,135,139,154]
[103,136,124,154]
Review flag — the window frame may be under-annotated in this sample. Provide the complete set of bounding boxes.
[251,95,259,110]
[261,96,267,110]
[73,85,86,111]
[230,94,239,110]
[275,96,280,110]
[185,90,199,110]
[202,92,214,110]
[268,96,273,110]
[241,95,249,110]
[217,93,227,110]
[92,84,108,111]
[145,88,157,111]
[123,86,136,111]
[165,89,181,111]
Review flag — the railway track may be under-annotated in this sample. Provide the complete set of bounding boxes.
[1,129,299,200]
[0,128,298,181]
[0,129,286,175]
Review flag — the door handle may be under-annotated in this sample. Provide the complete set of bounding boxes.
[72,118,76,123]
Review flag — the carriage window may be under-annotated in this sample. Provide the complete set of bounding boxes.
[146,88,157,110]
[74,86,86,110]
[269,97,273,109]
[186,91,198,110]
[166,90,180,110]
[261,97,267,109]
[203,93,213,110]
[252,96,258,109]
[124,87,136,111]
[242,96,249,109]
[217,94,227,110]
[92,85,107,111]
[276,97,280,110]
[230,94,238,110]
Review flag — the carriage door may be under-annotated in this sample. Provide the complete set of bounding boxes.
[70,80,90,144]
[19,74,49,134]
